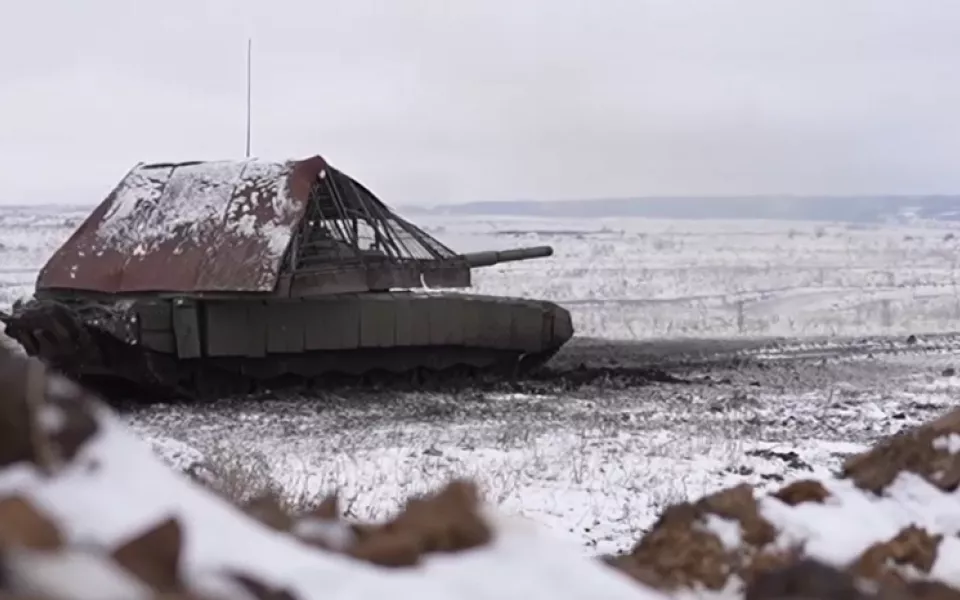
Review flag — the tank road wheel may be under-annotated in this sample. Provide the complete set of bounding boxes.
[187,365,253,401]
[517,348,561,374]
[440,364,478,384]
[410,366,434,387]
[473,356,519,381]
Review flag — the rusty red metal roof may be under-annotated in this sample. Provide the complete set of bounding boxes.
[37,155,328,295]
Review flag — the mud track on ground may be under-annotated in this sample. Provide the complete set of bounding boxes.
[108,331,960,408]
[537,331,960,386]
[413,331,960,394]
[554,332,960,370]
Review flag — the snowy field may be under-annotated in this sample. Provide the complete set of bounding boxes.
[2,205,960,556]
[126,347,959,556]
[419,214,960,339]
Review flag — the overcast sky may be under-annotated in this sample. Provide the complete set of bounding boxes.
[3,1,960,206]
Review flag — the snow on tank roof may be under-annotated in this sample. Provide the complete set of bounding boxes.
[37,155,329,295]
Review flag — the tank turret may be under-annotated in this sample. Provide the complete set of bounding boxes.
[459,245,554,268]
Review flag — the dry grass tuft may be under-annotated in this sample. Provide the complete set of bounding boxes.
[180,446,324,518]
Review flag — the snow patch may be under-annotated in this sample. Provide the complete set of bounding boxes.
[932,434,960,454]
[758,472,960,587]
[37,404,66,434]
[0,407,659,599]
[4,547,153,600]
[700,514,742,550]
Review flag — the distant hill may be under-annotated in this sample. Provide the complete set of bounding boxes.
[400,196,960,224]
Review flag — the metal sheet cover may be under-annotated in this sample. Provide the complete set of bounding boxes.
[37,156,327,294]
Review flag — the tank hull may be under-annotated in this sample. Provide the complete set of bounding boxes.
[1,292,573,402]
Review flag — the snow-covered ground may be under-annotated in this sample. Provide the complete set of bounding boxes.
[3,205,960,559]
[126,347,958,556]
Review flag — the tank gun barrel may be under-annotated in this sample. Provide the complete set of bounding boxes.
[459,245,554,268]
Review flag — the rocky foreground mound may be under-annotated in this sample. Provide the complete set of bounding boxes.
[608,405,960,599]
[0,345,959,599]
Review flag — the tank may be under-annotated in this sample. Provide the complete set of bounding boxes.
[0,156,573,401]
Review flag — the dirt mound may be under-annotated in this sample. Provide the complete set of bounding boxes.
[242,480,493,568]
[608,405,960,598]
[0,482,495,599]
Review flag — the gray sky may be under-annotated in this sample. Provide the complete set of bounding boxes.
[3,1,960,206]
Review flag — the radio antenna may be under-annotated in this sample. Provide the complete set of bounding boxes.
[245,38,252,158]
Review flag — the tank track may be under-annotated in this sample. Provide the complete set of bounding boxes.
[0,298,563,404]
